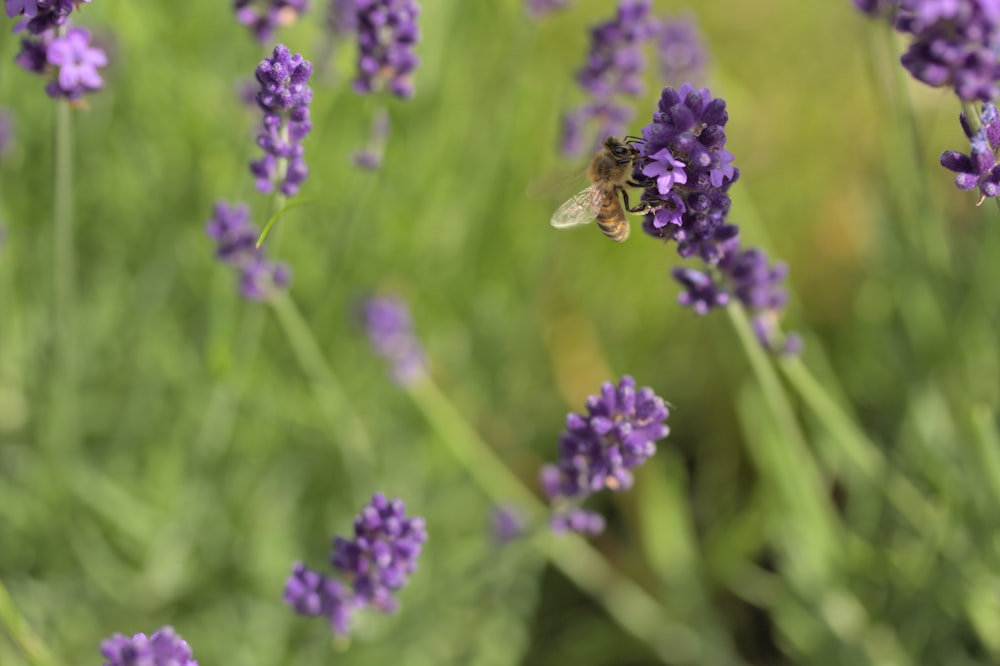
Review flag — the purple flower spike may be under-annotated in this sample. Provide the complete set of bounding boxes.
[100,626,198,666]
[541,376,669,536]
[331,493,428,611]
[550,508,606,536]
[672,267,729,315]
[360,295,428,385]
[234,0,309,43]
[353,0,421,99]
[942,103,1000,202]
[251,44,313,196]
[284,562,355,635]
[205,200,292,301]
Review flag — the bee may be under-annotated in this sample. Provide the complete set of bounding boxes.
[550,136,652,242]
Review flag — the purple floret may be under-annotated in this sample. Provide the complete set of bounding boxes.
[45,27,106,100]
[284,562,355,635]
[941,101,1000,202]
[100,626,198,666]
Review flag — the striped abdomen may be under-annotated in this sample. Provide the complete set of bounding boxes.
[594,188,629,242]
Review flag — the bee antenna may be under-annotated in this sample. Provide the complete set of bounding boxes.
[623,135,644,144]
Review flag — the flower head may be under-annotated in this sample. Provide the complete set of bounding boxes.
[284,562,354,635]
[360,295,427,385]
[331,492,428,610]
[100,627,197,666]
[286,493,426,636]
[541,376,669,535]
[205,200,291,301]
[353,0,421,98]
[251,44,313,196]
[234,0,309,43]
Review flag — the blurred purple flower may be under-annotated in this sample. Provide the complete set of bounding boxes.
[286,493,426,636]
[100,626,197,666]
[540,376,669,536]
[352,108,390,170]
[332,492,428,611]
[562,0,657,157]
[45,27,106,99]
[941,101,1000,202]
[656,17,707,85]
[550,507,605,536]
[284,562,355,635]
[491,505,526,543]
[250,44,313,196]
[359,295,427,384]
[205,200,291,301]
[6,0,92,35]
[353,0,421,99]
[234,0,308,43]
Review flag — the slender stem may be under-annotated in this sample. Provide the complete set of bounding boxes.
[406,378,738,665]
[53,98,76,452]
[268,292,376,504]
[0,581,58,666]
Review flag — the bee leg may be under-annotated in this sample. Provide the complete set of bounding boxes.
[621,190,655,214]
[626,177,656,188]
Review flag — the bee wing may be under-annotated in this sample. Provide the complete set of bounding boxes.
[550,187,600,229]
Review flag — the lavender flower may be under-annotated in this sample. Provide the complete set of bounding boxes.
[285,493,427,635]
[525,0,572,19]
[634,83,738,258]
[205,200,291,301]
[941,101,1000,202]
[562,0,656,157]
[100,626,197,666]
[234,0,308,43]
[284,562,354,635]
[15,25,107,100]
[250,44,313,197]
[656,17,707,85]
[360,295,427,385]
[332,492,428,610]
[540,376,669,535]
[888,0,1000,101]
[5,0,92,35]
[550,507,606,536]
[353,0,421,99]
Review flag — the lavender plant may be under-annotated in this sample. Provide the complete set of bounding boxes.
[285,493,427,635]
[205,200,291,300]
[359,295,427,384]
[100,627,198,666]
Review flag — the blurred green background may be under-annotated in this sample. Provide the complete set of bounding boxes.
[2,1,1000,664]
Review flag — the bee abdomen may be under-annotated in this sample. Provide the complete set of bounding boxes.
[595,205,629,242]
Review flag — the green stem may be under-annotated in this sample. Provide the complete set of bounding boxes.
[268,292,376,504]
[0,581,57,666]
[778,356,945,532]
[726,304,840,576]
[53,98,76,453]
[406,378,738,665]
